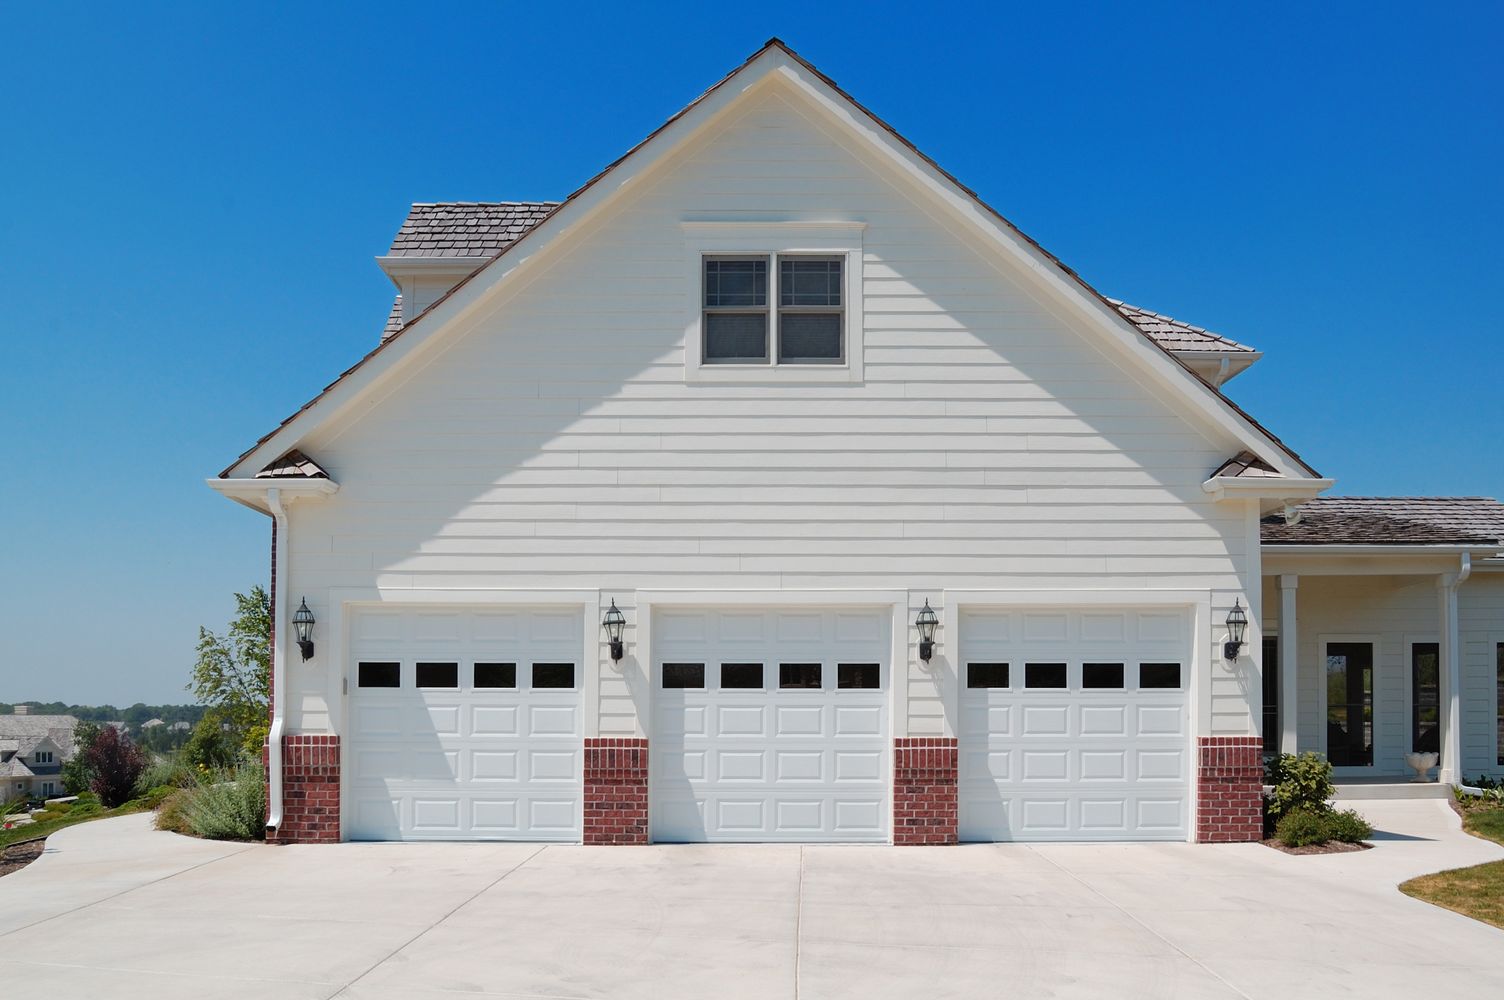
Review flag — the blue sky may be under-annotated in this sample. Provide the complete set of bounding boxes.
[2,3,1499,705]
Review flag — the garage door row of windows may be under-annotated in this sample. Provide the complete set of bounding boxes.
[660,662,880,690]
[356,661,577,690]
[966,662,1183,690]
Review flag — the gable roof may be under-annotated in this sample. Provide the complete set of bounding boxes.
[1261,497,1504,546]
[1,757,35,779]
[218,38,1322,482]
[1109,301,1256,354]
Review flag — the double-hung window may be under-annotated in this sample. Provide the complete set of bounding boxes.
[702,254,845,365]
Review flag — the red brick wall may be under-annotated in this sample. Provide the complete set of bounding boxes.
[893,737,958,845]
[1195,736,1264,843]
[583,738,649,845]
[269,735,340,845]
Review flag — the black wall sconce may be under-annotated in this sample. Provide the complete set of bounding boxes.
[602,599,626,662]
[292,598,316,661]
[915,599,938,662]
[1224,599,1248,661]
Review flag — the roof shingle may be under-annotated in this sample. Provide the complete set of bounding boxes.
[386,202,560,259]
[1261,497,1504,546]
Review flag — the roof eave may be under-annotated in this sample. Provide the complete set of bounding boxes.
[1202,476,1334,508]
[206,477,340,516]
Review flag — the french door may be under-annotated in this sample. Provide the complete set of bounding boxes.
[1326,642,1373,767]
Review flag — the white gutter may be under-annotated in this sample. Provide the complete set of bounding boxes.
[1262,543,1503,558]
[266,488,288,835]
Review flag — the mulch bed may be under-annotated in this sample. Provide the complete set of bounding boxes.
[0,837,46,877]
[1261,838,1372,856]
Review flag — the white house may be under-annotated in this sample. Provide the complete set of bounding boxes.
[210,40,1504,846]
[0,712,77,802]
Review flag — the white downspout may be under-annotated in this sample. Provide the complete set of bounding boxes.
[266,487,288,834]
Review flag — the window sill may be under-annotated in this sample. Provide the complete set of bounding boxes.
[686,362,860,384]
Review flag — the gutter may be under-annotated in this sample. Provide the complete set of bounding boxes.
[266,488,288,835]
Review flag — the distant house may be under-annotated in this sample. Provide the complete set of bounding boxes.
[142,719,165,729]
[169,721,191,732]
[0,713,78,801]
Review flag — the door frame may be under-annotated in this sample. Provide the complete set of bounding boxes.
[1318,633,1379,774]
[637,589,908,843]
[1403,634,1440,770]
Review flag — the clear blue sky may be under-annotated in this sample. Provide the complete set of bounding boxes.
[2,3,1499,705]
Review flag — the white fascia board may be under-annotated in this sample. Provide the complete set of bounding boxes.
[375,256,493,291]
[223,53,785,481]
[1201,476,1334,503]
[767,57,1316,480]
[207,477,339,515]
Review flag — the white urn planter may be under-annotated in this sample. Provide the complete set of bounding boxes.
[1405,751,1440,782]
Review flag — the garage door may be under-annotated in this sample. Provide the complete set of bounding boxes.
[958,607,1190,842]
[651,607,889,843]
[346,606,582,841]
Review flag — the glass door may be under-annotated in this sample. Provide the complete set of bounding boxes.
[1326,642,1373,767]
[1411,642,1440,759]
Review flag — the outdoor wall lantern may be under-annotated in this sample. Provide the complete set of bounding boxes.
[292,598,316,661]
[602,599,626,662]
[1224,599,1248,661]
[915,600,939,662]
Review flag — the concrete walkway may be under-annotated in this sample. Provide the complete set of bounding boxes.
[0,800,1500,999]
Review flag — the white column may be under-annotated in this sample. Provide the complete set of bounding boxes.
[1438,573,1462,784]
[1279,575,1299,755]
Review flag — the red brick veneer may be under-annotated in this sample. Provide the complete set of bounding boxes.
[268,735,341,845]
[1195,736,1264,843]
[893,737,958,845]
[584,738,649,845]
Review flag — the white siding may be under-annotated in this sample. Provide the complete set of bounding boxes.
[282,87,1258,739]
[1260,572,1504,778]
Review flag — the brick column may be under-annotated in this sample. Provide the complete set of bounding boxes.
[1195,736,1264,843]
[583,738,649,845]
[893,737,958,845]
[269,735,340,844]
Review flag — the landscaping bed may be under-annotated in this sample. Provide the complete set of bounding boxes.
[1262,838,1371,856]
[0,837,46,878]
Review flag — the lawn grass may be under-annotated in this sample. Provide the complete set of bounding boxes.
[1399,804,1504,930]
[0,800,147,851]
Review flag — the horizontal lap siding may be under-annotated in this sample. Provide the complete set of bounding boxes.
[287,88,1252,737]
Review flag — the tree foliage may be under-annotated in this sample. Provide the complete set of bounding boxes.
[181,716,237,772]
[83,726,146,807]
[189,586,271,759]
[61,721,100,794]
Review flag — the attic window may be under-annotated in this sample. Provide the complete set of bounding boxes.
[703,255,845,365]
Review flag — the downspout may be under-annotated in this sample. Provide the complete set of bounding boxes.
[266,487,288,834]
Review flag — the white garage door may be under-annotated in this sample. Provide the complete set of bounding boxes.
[958,607,1191,842]
[346,606,582,841]
[651,607,889,843]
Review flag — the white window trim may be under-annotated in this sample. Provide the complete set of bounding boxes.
[682,221,865,383]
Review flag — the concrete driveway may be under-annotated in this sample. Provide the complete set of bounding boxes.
[1,800,1501,999]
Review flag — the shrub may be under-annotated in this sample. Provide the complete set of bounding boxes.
[182,765,266,841]
[134,759,198,797]
[75,791,98,804]
[46,801,73,814]
[61,722,100,794]
[138,785,176,810]
[155,789,193,835]
[68,799,102,818]
[1275,808,1329,848]
[1325,808,1373,844]
[83,727,147,808]
[29,810,64,824]
[181,717,238,772]
[1265,752,1335,826]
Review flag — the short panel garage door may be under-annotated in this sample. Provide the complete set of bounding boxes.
[347,606,582,841]
[958,608,1190,842]
[652,607,889,843]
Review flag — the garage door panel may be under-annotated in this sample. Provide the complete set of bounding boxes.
[652,607,889,843]
[959,607,1189,843]
[347,606,582,842]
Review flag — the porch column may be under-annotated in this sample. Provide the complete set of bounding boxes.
[1438,573,1462,784]
[1278,575,1299,755]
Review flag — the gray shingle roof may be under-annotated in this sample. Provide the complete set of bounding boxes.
[0,716,77,758]
[1262,497,1504,546]
[381,295,403,341]
[1110,301,1257,354]
[1,757,35,778]
[386,202,561,258]
[1210,450,1280,480]
[256,449,329,480]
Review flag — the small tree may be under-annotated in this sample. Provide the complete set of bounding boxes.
[190,586,271,760]
[181,715,237,773]
[84,726,146,808]
[61,721,100,794]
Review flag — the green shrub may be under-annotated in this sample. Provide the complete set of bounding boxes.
[181,717,238,773]
[134,759,198,797]
[45,800,73,814]
[29,810,64,824]
[1265,752,1335,827]
[1275,807,1329,847]
[182,765,266,841]
[138,785,176,810]
[155,789,193,835]
[1325,808,1373,843]
[68,800,102,818]
[75,791,98,804]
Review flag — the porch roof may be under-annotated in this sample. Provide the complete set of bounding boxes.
[1262,497,1504,546]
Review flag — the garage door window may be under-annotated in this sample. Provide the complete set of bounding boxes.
[662,663,705,689]
[358,662,400,688]
[1082,663,1125,689]
[416,662,459,688]
[967,662,1009,688]
[473,662,516,689]
[780,663,822,689]
[1025,663,1067,689]
[721,663,763,689]
[838,663,880,689]
[1140,663,1182,689]
[532,663,576,689]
